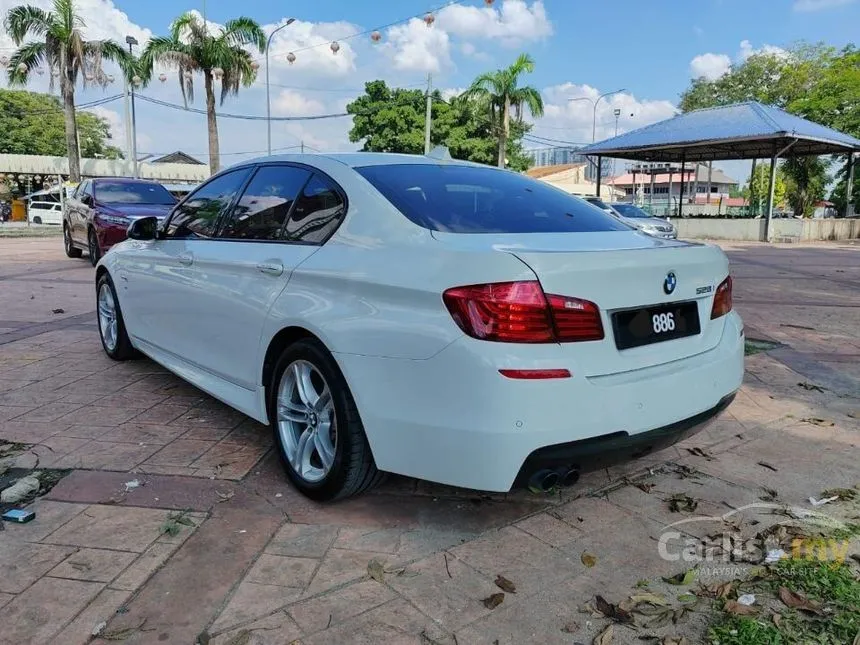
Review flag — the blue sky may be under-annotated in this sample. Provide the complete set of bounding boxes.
[1,0,858,180]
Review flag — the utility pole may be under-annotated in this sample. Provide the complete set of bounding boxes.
[424,73,432,155]
[126,36,139,179]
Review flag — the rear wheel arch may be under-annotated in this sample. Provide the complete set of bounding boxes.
[262,326,322,391]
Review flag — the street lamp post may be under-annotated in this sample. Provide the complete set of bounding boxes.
[568,88,626,143]
[125,35,139,179]
[266,18,296,156]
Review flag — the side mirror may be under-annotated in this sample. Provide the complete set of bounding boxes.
[80,194,93,206]
[127,216,158,241]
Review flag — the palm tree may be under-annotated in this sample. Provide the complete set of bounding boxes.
[141,12,265,174]
[3,0,132,181]
[464,53,544,168]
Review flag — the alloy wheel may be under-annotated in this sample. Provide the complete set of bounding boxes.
[97,282,119,352]
[277,360,337,483]
[64,226,72,253]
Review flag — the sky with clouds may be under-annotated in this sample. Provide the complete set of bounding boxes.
[1,0,858,180]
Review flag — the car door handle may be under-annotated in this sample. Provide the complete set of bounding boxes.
[256,262,284,276]
[178,253,194,266]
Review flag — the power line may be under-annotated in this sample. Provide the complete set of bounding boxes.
[135,93,351,121]
[0,93,123,116]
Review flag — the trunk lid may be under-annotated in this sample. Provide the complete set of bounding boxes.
[432,230,730,377]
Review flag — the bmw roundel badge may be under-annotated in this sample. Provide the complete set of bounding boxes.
[663,271,677,295]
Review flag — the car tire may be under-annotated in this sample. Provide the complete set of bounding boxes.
[33,216,42,224]
[96,273,137,361]
[88,228,101,266]
[64,224,82,258]
[269,338,385,501]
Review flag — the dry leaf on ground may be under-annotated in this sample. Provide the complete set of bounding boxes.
[663,568,697,585]
[581,551,597,567]
[367,559,385,583]
[482,592,505,609]
[593,624,613,645]
[778,586,823,615]
[800,417,834,427]
[724,600,758,616]
[594,595,633,624]
[757,461,779,472]
[494,574,516,593]
[668,494,698,513]
[223,630,251,645]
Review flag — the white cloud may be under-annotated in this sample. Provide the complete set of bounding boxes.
[690,53,731,80]
[793,0,855,11]
[688,39,788,82]
[436,0,552,45]
[738,39,787,61]
[383,17,451,74]
[272,89,325,117]
[441,87,466,101]
[538,83,678,144]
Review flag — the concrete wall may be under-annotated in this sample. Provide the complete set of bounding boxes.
[669,217,860,241]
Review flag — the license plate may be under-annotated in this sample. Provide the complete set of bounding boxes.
[612,301,701,350]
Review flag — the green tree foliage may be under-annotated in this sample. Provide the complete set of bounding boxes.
[141,12,265,174]
[3,0,133,181]
[0,88,122,159]
[742,162,787,211]
[346,80,533,171]
[828,160,859,214]
[464,53,544,167]
[783,156,829,217]
[679,42,857,217]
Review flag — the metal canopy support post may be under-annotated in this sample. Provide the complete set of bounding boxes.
[649,164,655,211]
[678,153,686,218]
[691,162,699,211]
[631,170,637,204]
[749,159,757,216]
[595,156,602,198]
[846,152,855,217]
[667,167,673,218]
[765,153,777,242]
[706,161,713,204]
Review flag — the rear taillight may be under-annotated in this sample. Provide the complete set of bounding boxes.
[442,280,603,343]
[710,275,732,319]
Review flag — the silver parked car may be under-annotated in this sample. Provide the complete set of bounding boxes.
[610,203,677,239]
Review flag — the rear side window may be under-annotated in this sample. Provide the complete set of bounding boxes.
[220,166,311,240]
[356,164,629,234]
[284,174,345,244]
[166,168,251,238]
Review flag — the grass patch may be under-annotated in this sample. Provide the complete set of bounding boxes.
[744,338,781,355]
[159,510,195,537]
[0,224,63,238]
[707,558,860,645]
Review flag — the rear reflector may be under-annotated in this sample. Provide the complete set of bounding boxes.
[710,275,733,319]
[443,280,603,344]
[499,369,571,379]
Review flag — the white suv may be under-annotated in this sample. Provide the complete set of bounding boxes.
[27,200,63,225]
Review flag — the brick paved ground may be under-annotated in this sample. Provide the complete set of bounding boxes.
[0,237,858,645]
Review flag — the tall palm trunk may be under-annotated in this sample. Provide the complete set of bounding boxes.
[497,96,511,168]
[61,50,81,182]
[204,71,220,174]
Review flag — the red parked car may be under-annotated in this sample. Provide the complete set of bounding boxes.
[63,178,177,265]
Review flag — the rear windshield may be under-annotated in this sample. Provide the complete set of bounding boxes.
[612,203,652,218]
[95,181,176,205]
[356,164,629,234]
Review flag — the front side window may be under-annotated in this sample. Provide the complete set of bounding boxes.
[356,164,629,234]
[284,174,346,243]
[220,166,310,240]
[94,181,176,205]
[165,168,251,238]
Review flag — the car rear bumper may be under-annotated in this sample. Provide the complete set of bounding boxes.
[336,310,744,492]
[512,391,734,486]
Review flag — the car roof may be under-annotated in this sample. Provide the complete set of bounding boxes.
[236,152,483,169]
[92,177,163,184]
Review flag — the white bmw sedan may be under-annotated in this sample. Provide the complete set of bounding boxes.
[95,153,744,501]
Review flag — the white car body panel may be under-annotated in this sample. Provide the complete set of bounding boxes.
[99,152,744,492]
